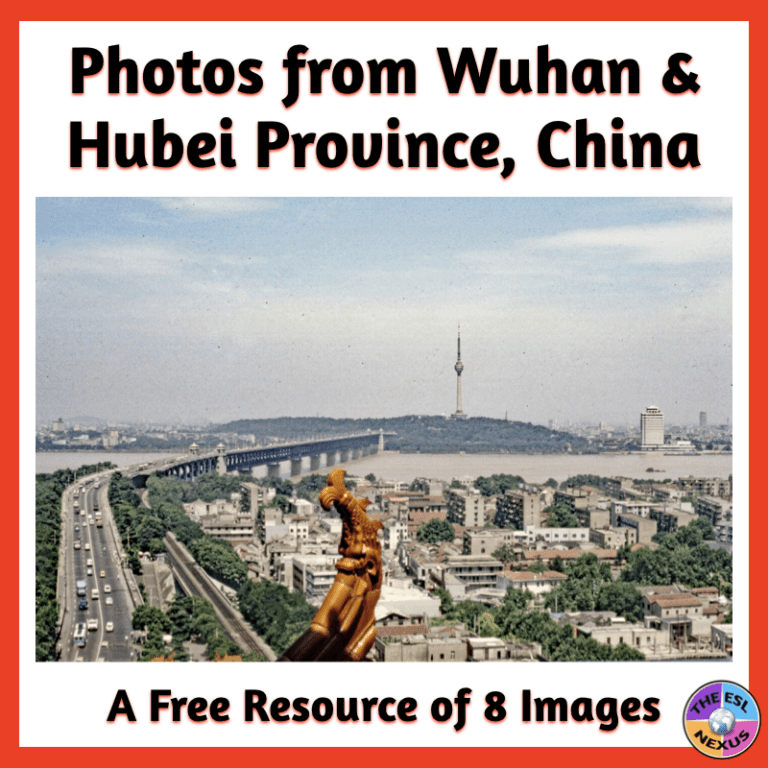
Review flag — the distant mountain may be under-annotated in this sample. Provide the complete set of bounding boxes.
[214,416,591,454]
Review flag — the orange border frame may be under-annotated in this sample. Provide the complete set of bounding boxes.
[5,4,763,766]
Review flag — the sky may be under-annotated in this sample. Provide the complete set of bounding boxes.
[35,197,732,427]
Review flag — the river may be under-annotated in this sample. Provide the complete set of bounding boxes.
[36,450,733,483]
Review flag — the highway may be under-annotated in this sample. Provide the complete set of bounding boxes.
[59,475,139,662]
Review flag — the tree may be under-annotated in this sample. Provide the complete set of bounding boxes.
[265,477,294,496]
[238,580,314,656]
[365,473,376,482]
[543,503,582,528]
[491,544,516,565]
[595,582,644,622]
[433,587,454,614]
[478,613,500,637]
[474,474,525,496]
[296,474,328,500]
[544,478,558,488]
[416,519,455,543]
[270,494,290,513]
[132,604,170,633]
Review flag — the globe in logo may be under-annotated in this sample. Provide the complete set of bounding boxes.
[709,707,736,736]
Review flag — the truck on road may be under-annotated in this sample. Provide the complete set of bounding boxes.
[76,579,87,597]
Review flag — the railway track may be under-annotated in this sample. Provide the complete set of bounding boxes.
[163,532,276,661]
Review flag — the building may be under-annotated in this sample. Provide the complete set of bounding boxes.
[640,406,664,450]
[442,555,504,591]
[466,637,543,662]
[643,593,705,642]
[452,324,467,419]
[695,496,733,532]
[700,411,707,428]
[496,569,568,596]
[649,505,696,534]
[612,511,657,545]
[372,625,471,662]
[291,554,338,600]
[383,518,408,551]
[589,527,635,548]
[577,621,670,655]
[495,488,542,529]
[679,476,732,498]
[446,487,486,527]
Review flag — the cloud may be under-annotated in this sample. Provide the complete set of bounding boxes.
[454,218,731,278]
[532,220,731,264]
[153,198,281,218]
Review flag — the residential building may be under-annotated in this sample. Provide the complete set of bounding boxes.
[494,488,542,529]
[496,569,567,596]
[442,555,504,591]
[446,488,487,527]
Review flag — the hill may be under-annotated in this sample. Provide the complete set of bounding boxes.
[214,416,591,454]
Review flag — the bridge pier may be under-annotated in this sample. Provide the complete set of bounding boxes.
[310,455,321,472]
[290,459,303,477]
[217,455,228,474]
[324,452,336,468]
[267,463,281,478]
[353,448,362,460]
[339,450,350,463]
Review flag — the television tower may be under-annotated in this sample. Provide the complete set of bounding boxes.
[453,324,467,419]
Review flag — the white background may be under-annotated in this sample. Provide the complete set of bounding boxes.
[20,21,748,747]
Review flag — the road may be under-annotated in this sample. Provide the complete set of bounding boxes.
[58,475,139,661]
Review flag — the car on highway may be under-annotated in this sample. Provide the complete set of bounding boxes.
[103,583,111,592]
[84,542,90,551]
[100,570,106,578]
[87,618,98,631]
[86,568,93,576]
[74,623,86,647]
[105,622,114,633]
[105,596,113,605]
[78,598,88,610]
[74,525,79,532]
[73,541,81,550]
[86,558,93,567]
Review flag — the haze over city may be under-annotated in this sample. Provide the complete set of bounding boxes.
[36,197,732,427]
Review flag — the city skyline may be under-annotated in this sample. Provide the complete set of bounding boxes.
[36,197,733,426]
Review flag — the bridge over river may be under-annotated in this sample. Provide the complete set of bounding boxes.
[131,431,393,486]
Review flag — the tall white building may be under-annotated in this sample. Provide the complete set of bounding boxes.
[640,406,664,450]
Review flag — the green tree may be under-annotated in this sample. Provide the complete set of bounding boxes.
[595,582,644,621]
[491,544,516,565]
[365,473,376,482]
[132,604,171,633]
[478,613,501,637]
[543,503,582,528]
[238,580,314,656]
[416,519,455,543]
[433,587,454,614]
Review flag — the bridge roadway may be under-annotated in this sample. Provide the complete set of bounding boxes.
[134,430,393,486]
[163,532,277,661]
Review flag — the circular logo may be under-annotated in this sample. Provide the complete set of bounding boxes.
[684,681,761,759]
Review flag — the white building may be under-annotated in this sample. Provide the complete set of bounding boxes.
[640,406,664,450]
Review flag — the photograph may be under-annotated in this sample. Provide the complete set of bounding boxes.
[35,196,734,665]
